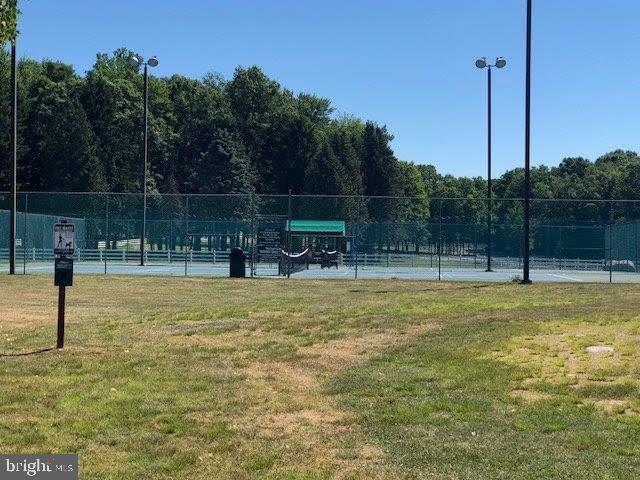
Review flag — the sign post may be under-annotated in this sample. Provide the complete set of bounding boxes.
[53,221,75,349]
[57,279,66,349]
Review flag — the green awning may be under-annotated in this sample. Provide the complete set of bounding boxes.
[286,220,346,236]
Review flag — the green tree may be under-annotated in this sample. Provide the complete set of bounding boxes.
[81,49,146,193]
[194,129,254,194]
[25,74,104,190]
[0,0,19,46]
[396,161,429,252]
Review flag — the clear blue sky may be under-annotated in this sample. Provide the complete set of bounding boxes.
[14,0,640,177]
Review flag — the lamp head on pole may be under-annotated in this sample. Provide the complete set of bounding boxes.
[147,56,159,67]
[475,57,487,69]
[495,57,507,68]
[128,55,142,67]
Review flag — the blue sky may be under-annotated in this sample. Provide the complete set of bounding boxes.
[14,0,640,177]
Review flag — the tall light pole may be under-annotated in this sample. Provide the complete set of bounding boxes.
[522,0,532,284]
[129,54,158,266]
[9,36,17,275]
[475,56,507,272]
[3,0,19,275]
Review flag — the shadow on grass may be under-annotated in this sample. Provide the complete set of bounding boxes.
[0,347,55,357]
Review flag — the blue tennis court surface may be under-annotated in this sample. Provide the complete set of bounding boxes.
[5,261,639,283]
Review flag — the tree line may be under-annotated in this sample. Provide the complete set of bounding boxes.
[2,48,640,227]
[0,48,407,198]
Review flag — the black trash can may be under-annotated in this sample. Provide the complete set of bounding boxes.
[229,247,246,278]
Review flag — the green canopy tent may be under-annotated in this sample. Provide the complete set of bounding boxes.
[286,220,346,253]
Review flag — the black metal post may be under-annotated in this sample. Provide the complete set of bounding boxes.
[438,200,442,281]
[609,223,612,284]
[105,195,109,275]
[250,192,255,278]
[9,39,17,275]
[474,223,477,269]
[635,213,638,273]
[522,0,533,284]
[22,193,27,274]
[140,64,149,266]
[287,189,292,278]
[56,284,66,349]
[486,66,493,272]
[354,221,359,279]
[184,194,189,276]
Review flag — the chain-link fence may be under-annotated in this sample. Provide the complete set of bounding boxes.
[1,192,640,282]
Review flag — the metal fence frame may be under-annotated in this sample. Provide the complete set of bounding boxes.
[1,191,639,282]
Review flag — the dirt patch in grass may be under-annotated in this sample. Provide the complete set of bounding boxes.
[510,389,556,402]
[237,324,439,474]
[593,399,637,415]
[299,323,438,371]
[495,319,640,415]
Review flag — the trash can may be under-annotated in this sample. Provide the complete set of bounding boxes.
[229,247,246,278]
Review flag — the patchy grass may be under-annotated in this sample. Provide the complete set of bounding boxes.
[1,276,639,479]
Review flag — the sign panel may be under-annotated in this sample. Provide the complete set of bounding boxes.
[54,258,74,287]
[53,223,75,256]
[257,227,284,262]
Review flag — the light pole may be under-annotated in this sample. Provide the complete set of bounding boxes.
[9,36,17,275]
[522,0,532,284]
[129,54,158,266]
[475,56,507,272]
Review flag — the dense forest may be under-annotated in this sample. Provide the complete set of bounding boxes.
[2,48,640,228]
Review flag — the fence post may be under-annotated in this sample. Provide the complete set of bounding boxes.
[609,217,613,284]
[354,221,359,279]
[185,194,189,277]
[474,223,477,269]
[438,200,442,281]
[22,193,28,274]
[287,189,292,278]
[105,194,109,275]
[250,191,255,278]
[635,218,638,274]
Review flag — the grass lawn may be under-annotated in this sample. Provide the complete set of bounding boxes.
[1,276,639,479]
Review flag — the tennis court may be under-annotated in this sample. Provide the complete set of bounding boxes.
[6,260,638,283]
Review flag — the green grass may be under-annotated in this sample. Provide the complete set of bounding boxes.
[1,276,639,479]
